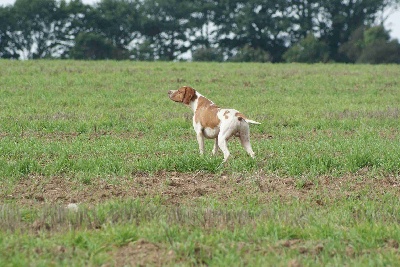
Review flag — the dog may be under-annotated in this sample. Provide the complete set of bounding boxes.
[168,86,260,162]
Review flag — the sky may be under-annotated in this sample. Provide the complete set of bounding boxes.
[0,0,400,41]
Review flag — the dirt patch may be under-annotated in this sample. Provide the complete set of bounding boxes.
[2,171,400,208]
[3,175,135,207]
[2,171,232,207]
[105,239,175,267]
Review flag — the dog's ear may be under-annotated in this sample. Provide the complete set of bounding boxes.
[182,86,196,105]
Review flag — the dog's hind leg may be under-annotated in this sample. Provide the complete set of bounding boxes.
[212,137,219,155]
[196,132,205,155]
[239,123,255,158]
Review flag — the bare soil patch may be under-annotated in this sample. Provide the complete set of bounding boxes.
[104,239,176,267]
[2,171,400,208]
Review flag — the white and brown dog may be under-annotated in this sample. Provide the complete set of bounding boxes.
[168,86,260,162]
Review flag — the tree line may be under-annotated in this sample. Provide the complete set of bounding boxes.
[1,0,400,63]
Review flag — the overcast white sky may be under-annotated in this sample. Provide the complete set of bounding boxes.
[1,0,400,41]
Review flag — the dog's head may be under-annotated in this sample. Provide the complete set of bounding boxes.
[168,86,197,105]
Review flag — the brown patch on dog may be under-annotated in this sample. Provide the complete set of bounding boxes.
[194,96,220,129]
[223,110,230,119]
[235,112,246,121]
[181,86,196,105]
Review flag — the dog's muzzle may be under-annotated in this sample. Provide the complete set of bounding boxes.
[168,90,176,99]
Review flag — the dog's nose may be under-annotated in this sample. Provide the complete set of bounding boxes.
[168,90,175,96]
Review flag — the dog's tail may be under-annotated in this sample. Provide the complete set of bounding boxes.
[236,116,261,125]
[244,119,261,125]
[235,112,261,125]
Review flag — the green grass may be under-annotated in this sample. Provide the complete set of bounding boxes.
[0,60,399,266]
[1,196,400,266]
[0,61,399,179]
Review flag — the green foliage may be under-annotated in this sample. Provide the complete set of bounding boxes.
[11,0,59,59]
[283,34,330,63]
[358,39,400,64]
[192,47,224,62]
[339,26,365,62]
[214,0,290,62]
[130,40,155,61]
[318,0,392,61]
[0,6,19,59]
[358,26,400,64]
[140,0,195,60]
[364,26,390,45]
[0,0,399,62]
[70,32,117,60]
[229,45,271,63]
[92,0,141,50]
[340,25,400,64]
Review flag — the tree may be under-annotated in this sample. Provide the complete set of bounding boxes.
[139,0,195,60]
[229,45,271,62]
[288,0,323,42]
[130,40,156,61]
[58,0,95,58]
[358,39,400,63]
[339,25,400,63]
[192,47,223,62]
[11,0,62,59]
[318,0,395,62]
[0,5,20,59]
[338,26,365,62]
[69,32,115,59]
[187,0,219,51]
[89,0,141,59]
[283,34,330,63]
[1,0,399,62]
[8,0,91,59]
[213,0,292,62]
[358,26,400,63]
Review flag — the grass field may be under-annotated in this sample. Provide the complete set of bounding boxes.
[0,60,399,266]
